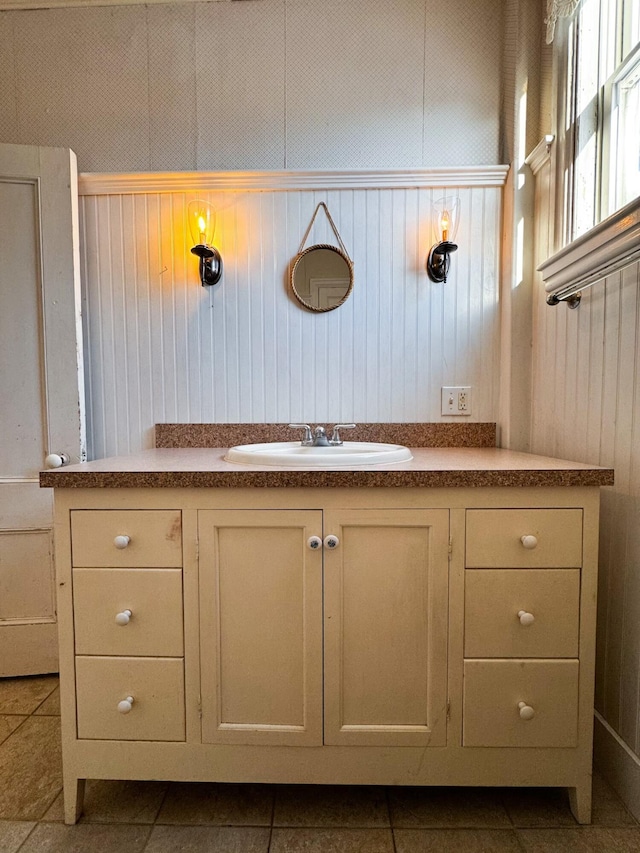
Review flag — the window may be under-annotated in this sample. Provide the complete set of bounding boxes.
[560,0,640,242]
[609,51,640,209]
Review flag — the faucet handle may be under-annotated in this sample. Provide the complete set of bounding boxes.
[288,424,313,445]
[330,423,356,445]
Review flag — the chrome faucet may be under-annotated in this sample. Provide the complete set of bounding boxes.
[288,423,356,447]
[311,426,330,446]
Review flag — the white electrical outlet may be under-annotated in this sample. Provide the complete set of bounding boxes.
[441,386,472,416]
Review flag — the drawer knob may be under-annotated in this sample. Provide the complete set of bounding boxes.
[517,610,535,626]
[307,536,323,550]
[324,534,340,550]
[117,696,134,714]
[113,535,131,549]
[520,535,538,550]
[115,609,132,626]
[518,701,535,720]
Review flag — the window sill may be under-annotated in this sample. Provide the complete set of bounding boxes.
[539,195,640,302]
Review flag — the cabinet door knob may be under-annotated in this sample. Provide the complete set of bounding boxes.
[114,535,131,549]
[307,536,323,550]
[324,534,340,550]
[518,701,535,720]
[520,534,538,550]
[517,610,535,626]
[115,609,132,626]
[117,696,134,714]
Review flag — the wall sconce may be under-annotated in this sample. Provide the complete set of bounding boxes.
[189,200,222,287]
[426,196,460,283]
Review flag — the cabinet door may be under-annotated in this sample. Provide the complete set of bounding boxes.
[323,509,449,746]
[199,510,323,746]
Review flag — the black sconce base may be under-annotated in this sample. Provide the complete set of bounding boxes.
[191,245,223,287]
[427,241,458,283]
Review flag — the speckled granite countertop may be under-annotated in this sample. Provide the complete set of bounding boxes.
[39,446,614,489]
[154,422,497,449]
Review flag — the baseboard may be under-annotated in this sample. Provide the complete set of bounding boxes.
[593,710,640,821]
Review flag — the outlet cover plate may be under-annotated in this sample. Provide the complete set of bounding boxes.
[441,386,472,416]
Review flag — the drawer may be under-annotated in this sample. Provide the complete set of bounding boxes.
[73,569,183,656]
[463,659,579,747]
[75,656,185,741]
[464,569,580,658]
[466,509,582,568]
[71,510,182,568]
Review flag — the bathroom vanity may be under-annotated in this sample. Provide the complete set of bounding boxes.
[40,424,613,825]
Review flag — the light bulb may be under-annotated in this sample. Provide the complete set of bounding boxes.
[188,200,215,247]
[440,210,450,241]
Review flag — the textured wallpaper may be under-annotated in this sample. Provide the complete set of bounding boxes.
[0,0,504,172]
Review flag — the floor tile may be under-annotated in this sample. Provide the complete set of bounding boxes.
[273,785,389,827]
[500,786,578,827]
[270,827,395,852]
[0,820,36,853]
[0,676,59,715]
[394,827,523,852]
[389,787,511,829]
[591,773,638,826]
[516,826,640,851]
[17,822,150,852]
[156,782,274,825]
[0,714,26,744]
[40,791,64,823]
[33,686,60,716]
[0,716,61,820]
[145,824,270,852]
[41,779,168,824]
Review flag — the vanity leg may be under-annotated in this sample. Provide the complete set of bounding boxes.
[568,780,592,824]
[63,775,86,825]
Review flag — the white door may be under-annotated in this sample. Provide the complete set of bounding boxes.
[0,143,85,676]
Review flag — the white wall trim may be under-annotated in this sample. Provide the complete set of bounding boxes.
[539,195,640,297]
[78,167,510,196]
[594,711,640,822]
[524,135,554,176]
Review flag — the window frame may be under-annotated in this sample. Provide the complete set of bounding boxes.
[556,0,640,247]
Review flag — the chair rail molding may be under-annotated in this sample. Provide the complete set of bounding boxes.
[524,135,554,176]
[77,167,510,196]
[540,195,640,299]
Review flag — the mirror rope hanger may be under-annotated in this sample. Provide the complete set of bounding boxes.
[298,202,352,261]
[291,203,354,313]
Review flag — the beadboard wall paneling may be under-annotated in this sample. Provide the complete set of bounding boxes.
[79,182,503,459]
[531,257,640,756]
[530,137,640,776]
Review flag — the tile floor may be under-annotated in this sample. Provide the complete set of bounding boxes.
[1,675,639,852]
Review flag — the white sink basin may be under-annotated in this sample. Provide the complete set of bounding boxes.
[225,441,413,468]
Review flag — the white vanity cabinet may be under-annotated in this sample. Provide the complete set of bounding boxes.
[50,484,602,826]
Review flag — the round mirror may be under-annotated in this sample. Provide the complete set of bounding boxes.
[290,245,354,312]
